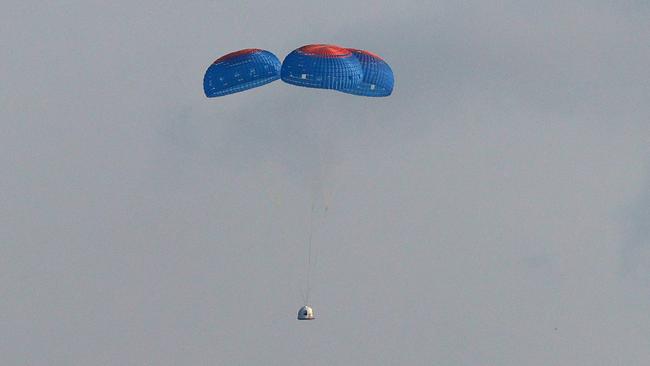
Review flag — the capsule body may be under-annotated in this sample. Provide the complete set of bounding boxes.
[297,305,315,320]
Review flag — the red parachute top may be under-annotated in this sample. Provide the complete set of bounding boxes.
[214,48,262,63]
[297,44,351,58]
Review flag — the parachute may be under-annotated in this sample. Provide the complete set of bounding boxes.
[203,49,281,97]
[341,49,394,97]
[280,44,363,91]
[203,44,394,97]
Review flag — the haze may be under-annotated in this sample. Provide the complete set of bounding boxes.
[2,1,650,364]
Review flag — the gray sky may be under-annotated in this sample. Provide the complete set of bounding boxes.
[2,1,650,364]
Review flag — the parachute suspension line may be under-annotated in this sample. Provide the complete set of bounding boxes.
[316,130,326,212]
[305,200,316,305]
[300,287,307,306]
[303,115,325,307]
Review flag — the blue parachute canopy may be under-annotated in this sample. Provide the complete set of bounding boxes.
[342,49,394,97]
[203,49,281,97]
[280,44,363,92]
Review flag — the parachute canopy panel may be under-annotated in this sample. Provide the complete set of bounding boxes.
[342,49,394,97]
[280,44,363,92]
[203,49,281,97]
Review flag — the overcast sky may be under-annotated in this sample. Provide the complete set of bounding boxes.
[2,1,650,365]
